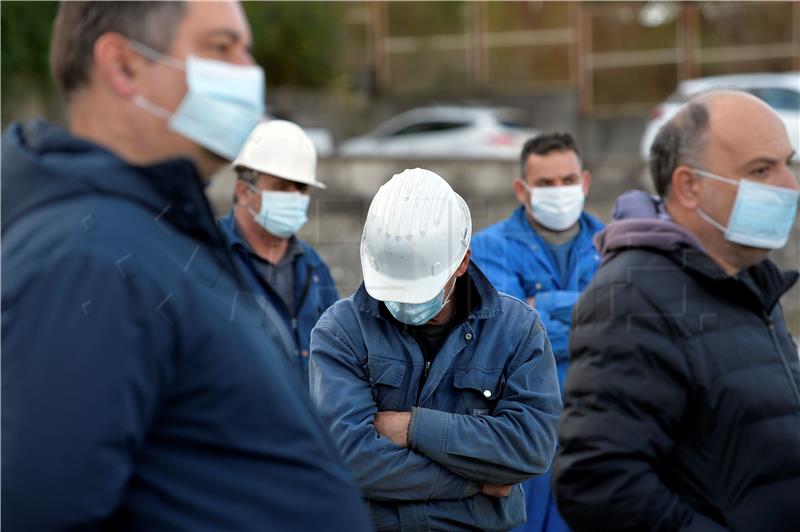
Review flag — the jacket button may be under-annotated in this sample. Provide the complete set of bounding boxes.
[535,282,542,290]
[465,332,473,341]
[483,389,492,398]
[301,350,309,358]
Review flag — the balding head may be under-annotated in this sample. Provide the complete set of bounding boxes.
[649,90,786,197]
[692,90,789,176]
[655,89,797,274]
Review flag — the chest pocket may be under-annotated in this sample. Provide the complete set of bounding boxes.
[367,354,408,411]
[453,368,505,415]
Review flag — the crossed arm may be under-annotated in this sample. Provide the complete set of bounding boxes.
[309,314,561,502]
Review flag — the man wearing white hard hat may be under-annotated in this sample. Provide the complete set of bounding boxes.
[309,168,562,531]
[219,119,338,389]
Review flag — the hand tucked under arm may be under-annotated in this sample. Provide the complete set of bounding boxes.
[374,411,411,448]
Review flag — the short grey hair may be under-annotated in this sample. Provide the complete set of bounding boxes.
[50,1,187,98]
[649,101,710,197]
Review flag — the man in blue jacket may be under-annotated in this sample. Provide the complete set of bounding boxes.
[310,168,562,531]
[1,2,371,530]
[220,119,338,388]
[471,133,604,532]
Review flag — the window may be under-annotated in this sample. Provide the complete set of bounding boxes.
[747,88,800,111]
[389,121,469,136]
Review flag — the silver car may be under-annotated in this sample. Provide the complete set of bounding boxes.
[338,106,538,160]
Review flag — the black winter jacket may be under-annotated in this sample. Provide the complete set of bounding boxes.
[552,218,800,532]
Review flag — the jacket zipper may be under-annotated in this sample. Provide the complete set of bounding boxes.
[764,312,800,407]
[291,265,314,355]
[416,360,431,406]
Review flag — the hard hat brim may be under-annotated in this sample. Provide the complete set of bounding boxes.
[232,162,327,189]
[362,258,455,304]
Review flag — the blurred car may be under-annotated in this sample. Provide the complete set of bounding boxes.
[640,72,800,161]
[303,127,334,158]
[337,106,538,160]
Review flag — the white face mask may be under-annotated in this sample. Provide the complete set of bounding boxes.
[384,278,457,326]
[246,183,310,238]
[526,183,585,231]
[129,40,265,160]
[692,168,799,250]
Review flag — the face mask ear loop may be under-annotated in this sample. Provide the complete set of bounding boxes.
[440,278,458,308]
[691,168,740,187]
[241,180,262,219]
[128,39,186,71]
[519,178,536,218]
[132,95,172,120]
[696,208,728,234]
[691,167,738,235]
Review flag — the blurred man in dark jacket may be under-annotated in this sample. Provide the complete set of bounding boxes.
[553,90,800,531]
[1,2,371,530]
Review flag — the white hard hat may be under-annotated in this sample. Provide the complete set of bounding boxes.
[233,119,325,189]
[361,168,472,304]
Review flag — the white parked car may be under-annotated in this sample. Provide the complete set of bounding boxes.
[640,72,800,161]
[338,106,539,160]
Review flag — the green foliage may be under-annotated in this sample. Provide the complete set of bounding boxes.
[1,1,59,87]
[0,1,345,97]
[244,1,345,88]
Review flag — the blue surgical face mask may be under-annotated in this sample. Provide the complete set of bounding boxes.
[692,168,799,249]
[384,281,456,326]
[247,184,310,238]
[129,40,265,160]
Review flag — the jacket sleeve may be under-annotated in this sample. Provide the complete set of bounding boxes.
[1,253,169,530]
[309,318,482,502]
[470,235,526,300]
[533,290,581,357]
[552,282,726,532]
[534,289,580,325]
[408,313,561,485]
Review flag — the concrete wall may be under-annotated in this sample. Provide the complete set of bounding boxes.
[206,157,800,336]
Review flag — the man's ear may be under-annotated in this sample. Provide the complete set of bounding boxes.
[93,32,144,99]
[512,178,529,205]
[580,170,592,196]
[670,165,703,210]
[234,179,254,207]
[455,248,471,278]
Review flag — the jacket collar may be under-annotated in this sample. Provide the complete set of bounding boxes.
[597,218,798,313]
[2,120,240,280]
[354,261,503,320]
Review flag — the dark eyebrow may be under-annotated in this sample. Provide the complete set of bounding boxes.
[539,173,579,182]
[201,29,242,42]
[744,156,781,168]
[745,150,796,168]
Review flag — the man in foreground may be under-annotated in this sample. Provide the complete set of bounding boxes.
[1,2,370,529]
[553,90,800,531]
